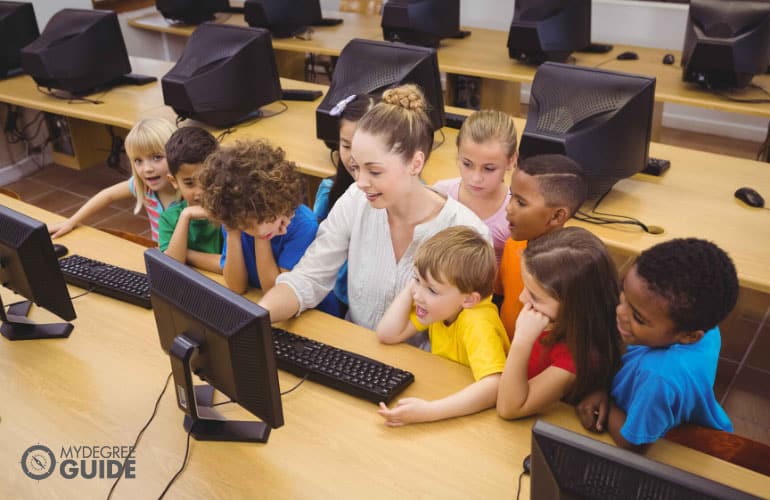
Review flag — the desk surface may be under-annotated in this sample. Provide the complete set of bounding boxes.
[130,11,770,120]
[1,194,769,499]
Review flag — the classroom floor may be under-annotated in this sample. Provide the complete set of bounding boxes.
[2,125,770,447]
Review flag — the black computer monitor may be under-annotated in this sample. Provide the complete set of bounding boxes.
[316,38,444,149]
[161,23,282,128]
[156,0,241,25]
[381,0,461,48]
[507,0,591,64]
[0,206,76,340]
[519,62,656,199]
[0,1,39,79]
[681,0,770,89]
[144,248,283,443]
[20,8,132,96]
[244,0,315,38]
[531,420,760,499]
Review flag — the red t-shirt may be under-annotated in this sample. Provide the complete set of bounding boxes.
[527,331,576,379]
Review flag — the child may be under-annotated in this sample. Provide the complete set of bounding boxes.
[495,154,588,340]
[432,109,517,264]
[158,126,222,273]
[496,227,623,420]
[313,94,376,313]
[48,118,177,242]
[199,139,339,316]
[576,238,738,451]
[376,226,509,425]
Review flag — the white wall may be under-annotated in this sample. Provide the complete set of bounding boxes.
[28,0,92,29]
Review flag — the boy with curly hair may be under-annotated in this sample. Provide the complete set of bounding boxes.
[200,139,338,315]
[576,238,739,451]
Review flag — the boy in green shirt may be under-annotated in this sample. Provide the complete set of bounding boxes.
[158,126,222,273]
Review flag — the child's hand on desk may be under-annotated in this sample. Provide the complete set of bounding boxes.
[576,389,609,432]
[378,399,434,426]
[48,220,76,239]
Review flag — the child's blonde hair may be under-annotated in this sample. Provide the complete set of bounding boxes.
[124,118,175,214]
[414,226,495,298]
[456,109,518,159]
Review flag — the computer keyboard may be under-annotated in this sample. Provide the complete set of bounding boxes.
[58,254,151,309]
[272,327,415,404]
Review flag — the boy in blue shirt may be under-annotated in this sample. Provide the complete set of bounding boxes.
[199,139,338,316]
[576,238,738,451]
[158,126,222,273]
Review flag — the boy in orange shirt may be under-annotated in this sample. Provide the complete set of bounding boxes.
[495,154,588,339]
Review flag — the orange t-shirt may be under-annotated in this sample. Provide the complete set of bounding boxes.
[494,239,527,340]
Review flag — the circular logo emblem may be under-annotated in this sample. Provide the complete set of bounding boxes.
[21,445,56,480]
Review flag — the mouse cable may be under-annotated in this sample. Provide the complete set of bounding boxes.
[574,191,651,233]
[106,372,172,500]
[433,128,445,150]
[756,131,770,161]
[593,56,617,68]
[515,469,526,500]
[713,84,770,104]
[157,429,192,500]
[36,85,105,105]
[69,287,93,301]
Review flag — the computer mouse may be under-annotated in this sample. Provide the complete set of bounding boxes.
[662,53,675,65]
[523,454,532,474]
[734,187,765,208]
[616,51,639,61]
[52,243,69,258]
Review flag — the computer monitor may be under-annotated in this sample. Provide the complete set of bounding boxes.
[381,0,461,48]
[519,62,656,199]
[161,23,282,128]
[531,420,760,499]
[316,38,444,149]
[0,206,76,340]
[244,0,315,38]
[681,0,770,89]
[144,248,284,443]
[20,9,132,96]
[507,0,591,64]
[156,0,241,25]
[0,1,39,79]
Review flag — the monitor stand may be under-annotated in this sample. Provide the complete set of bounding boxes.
[0,298,73,340]
[169,335,271,443]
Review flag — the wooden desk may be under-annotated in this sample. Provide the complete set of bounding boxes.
[1,195,769,499]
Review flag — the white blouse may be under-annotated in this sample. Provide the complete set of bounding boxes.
[276,185,491,337]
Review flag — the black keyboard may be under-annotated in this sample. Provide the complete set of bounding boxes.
[58,254,151,309]
[272,328,414,404]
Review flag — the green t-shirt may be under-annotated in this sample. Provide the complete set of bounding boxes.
[157,200,223,254]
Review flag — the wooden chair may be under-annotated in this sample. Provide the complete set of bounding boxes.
[102,228,156,248]
[665,424,770,476]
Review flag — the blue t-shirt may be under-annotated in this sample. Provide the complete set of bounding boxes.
[610,327,732,445]
[220,204,339,317]
[313,178,349,306]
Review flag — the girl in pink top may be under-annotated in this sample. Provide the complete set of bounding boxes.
[432,109,517,263]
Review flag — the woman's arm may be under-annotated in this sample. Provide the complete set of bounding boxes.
[49,180,132,238]
[258,283,300,322]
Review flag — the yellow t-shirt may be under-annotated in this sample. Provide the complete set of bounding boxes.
[410,297,510,381]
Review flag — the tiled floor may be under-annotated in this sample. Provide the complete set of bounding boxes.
[1,124,769,447]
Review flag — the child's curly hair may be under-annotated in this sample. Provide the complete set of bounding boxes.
[200,139,302,229]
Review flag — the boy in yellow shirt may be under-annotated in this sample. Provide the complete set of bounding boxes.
[376,226,509,425]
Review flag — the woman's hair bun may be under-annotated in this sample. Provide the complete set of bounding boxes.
[381,84,427,111]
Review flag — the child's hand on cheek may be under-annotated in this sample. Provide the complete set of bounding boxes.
[182,205,211,220]
[513,303,550,346]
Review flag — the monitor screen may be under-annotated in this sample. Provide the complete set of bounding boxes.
[531,420,760,499]
[381,0,461,48]
[0,1,39,79]
[244,0,315,38]
[316,38,444,148]
[156,0,232,25]
[519,62,656,199]
[162,23,282,128]
[507,0,591,64]
[681,0,770,89]
[20,8,131,96]
[144,248,284,442]
[0,205,75,340]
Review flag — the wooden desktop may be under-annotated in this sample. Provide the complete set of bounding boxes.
[1,194,769,499]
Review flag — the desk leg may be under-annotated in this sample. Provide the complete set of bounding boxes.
[480,79,522,116]
[651,101,664,143]
[274,50,307,81]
